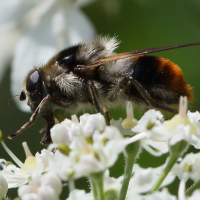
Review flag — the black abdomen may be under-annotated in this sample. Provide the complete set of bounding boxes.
[132,56,158,86]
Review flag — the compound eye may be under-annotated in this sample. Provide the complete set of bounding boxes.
[26,70,42,93]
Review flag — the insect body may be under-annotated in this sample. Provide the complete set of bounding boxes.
[8,36,199,144]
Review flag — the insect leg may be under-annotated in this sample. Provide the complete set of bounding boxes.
[103,107,111,125]
[40,111,54,145]
[8,95,51,140]
[87,80,111,124]
[121,76,178,114]
[87,80,101,113]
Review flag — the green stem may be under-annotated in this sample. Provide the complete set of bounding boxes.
[150,153,179,193]
[185,180,200,196]
[118,141,140,200]
[97,176,104,200]
[68,179,76,200]
[150,140,188,193]
[90,178,98,200]
[90,172,105,200]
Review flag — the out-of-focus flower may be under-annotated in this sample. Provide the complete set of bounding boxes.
[0,0,95,111]
[1,141,54,188]
[100,164,175,199]
[103,170,122,192]
[171,153,200,182]
[127,188,177,200]
[66,189,93,200]
[18,172,62,200]
[187,190,200,200]
[127,164,175,196]
[0,174,8,200]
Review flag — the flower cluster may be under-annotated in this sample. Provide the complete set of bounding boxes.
[1,97,200,200]
[50,113,131,180]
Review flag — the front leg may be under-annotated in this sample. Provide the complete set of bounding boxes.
[8,95,52,140]
[40,111,55,145]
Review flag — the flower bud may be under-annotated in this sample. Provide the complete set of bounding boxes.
[0,130,4,143]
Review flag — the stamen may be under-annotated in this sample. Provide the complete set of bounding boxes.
[179,96,188,117]
[122,101,137,129]
[126,101,134,119]
[22,142,33,158]
[1,142,32,174]
[71,115,79,123]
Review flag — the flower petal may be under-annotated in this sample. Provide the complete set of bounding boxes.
[62,8,95,46]
[0,0,36,32]
[11,4,57,111]
[1,165,29,188]
[0,174,8,199]
[0,29,20,83]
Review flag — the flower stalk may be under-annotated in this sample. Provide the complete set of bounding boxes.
[1,142,33,174]
[118,140,140,200]
[185,180,200,196]
[90,172,105,200]
[90,178,98,200]
[150,140,188,193]
[68,179,76,200]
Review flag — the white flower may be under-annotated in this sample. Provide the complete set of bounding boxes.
[127,188,177,200]
[101,165,175,200]
[110,103,168,156]
[187,190,200,200]
[142,139,169,156]
[163,97,200,148]
[18,172,62,200]
[74,126,129,175]
[127,164,175,196]
[111,117,169,156]
[129,97,200,150]
[0,0,95,111]
[50,113,130,180]
[66,190,93,200]
[103,170,122,192]
[80,113,106,136]
[1,164,30,188]
[131,109,170,141]
[1,141,54,188]
[0,174,8,199]
[171,152,200,182]
[51,123,74,145]
[51,113,107,147]
[121,109,170,156]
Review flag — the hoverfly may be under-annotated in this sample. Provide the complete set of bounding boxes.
[8,36,200,144]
